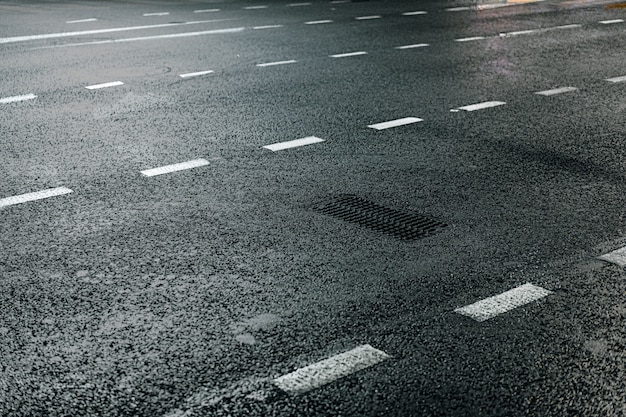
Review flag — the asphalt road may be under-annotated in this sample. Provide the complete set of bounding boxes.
[2,0,626,415]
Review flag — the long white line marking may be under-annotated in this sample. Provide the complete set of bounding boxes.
[288,2,312,6]
[143,12,170,16]
[140,158,209,177]
[600,19,624,24]
[0,19,233,45]
[244,5,268,9]
[330,51,367,58]
[501,29,538,36]
[598,246,626,266]
[446,6,471,11]
[305,20,333,24]
[368,117,423,130]
[179,70,214,78]
[257,60,297,67]
[606,75,626,83]
[67,18,98,23]
[253,25,283,29]
[273,345,391,394]
[454,283,552,322]
[454,36,485,42]
[0,187,73,209]
[395,43,429,49]
[455,101,506,111]
[263,136,324,151]
[0,94,37,104]
[194,9,220,13]
[402,11,427,15]
[535,86,578,96]
[85,81,124,90]
[355,15,382,20]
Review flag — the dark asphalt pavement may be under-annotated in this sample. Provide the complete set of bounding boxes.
[2,0,626,415]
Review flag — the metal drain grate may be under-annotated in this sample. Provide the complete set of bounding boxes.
[313,195,447,240]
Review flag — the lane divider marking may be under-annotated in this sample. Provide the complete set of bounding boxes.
[454,36,485,42]
[600,19,624,24]
[288,2,312,6]
[454,283,552,322]
[446,6,471,11]
[368,117,423,130]
[330,51,367,58]
[257,60,297,67]
[273,345,391,394]
[355,15,382,20]
[263,136,324,151]
[606,75,626,83]
[253,25,283,29]
[140,158,209,177]
[0,187,73,209]
[143,12,170,16]
[85,81,124,90]
[0,94,37,104]
[194,9,220,13]
[244,5,268,9]
[305,20,333,24]
[402,11,428,15]
[67,18,98,23]
[395,43,429,49]
[598,246,626,266]
[454,101,506,112]
[535,86,578,96]
[179,70,214,78]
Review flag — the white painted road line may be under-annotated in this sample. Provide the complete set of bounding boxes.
[454,283,552,322]
[140,158,209,177]
[0,187,73,209]
[305,20,333,25]
[600,19,624,24]
[606,75,626,83]
[455,101,506,111]
[330,51,367,58]
[402,11,427,15]
[535,86,578,96]
[0,19,233,45]
[598,246,626,266]
[257,60,297,67]
[143,12,170,16]
[244,5,268,9]
[446,6,471,11]
[368,117,423,130]
[501,29,538,36]
[395,43,429,49]
[288,2,312,6]
[556,23,582,30]
[253,25,283,29]
[85,81,124,90]
[0,94,37,104]
[273,345,391,394]
[179,70,214,78]
[194,9,220,13]
[454,36,485,42]
[67,18,98,23]
[330,0,349,3]
[263,136,324,151]
[355,15,382,20]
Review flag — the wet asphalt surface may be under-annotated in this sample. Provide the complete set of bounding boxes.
[2,0,626,415]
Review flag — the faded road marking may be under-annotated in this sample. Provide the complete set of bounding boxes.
[0,187,73,208]
[355,15,382,20]
[257,60,297,67]
[67,18,98,23]
[535,86,578,96]
[599,246,626,266]
[194,9,220,13]
[143,12,170,16]
[368,117,423,130]
[263,136,324,151]
[140,158,209,177]
[0,94,37,104]
[606,75,626,83]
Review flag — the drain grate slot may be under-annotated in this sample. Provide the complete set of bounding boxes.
[314,195,447,240]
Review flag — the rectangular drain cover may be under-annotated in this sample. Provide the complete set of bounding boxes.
[313,195,447,240]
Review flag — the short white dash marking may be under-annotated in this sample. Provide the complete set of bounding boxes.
[330,0,349,3]
[477,3,509,10]
[454,283,552,322]
[368,117,423,130]
[257,60,297,67]
[273,345,390,394]
[0,187,73,208]
[535,86,578,96]
[599,246,626,266]
[600,19,624,24]
[85,81,124,90]
[194,9,220,13]
[356,15,382,20]
[143,12,169,16]
[305,20,333,24]
[67,18,98,23]
[140,158,209,177]
[446,6,471,11]
[0,93,37,104]
[244,5,268,9]
[395,43,429,49]
[454,36,485,42]
[330,51,367,58]
[402,11,427,15]
[556,24,582,29]
[179,70,214,78]
[455,101,506,111]
[253,25,283,29]
[502,29,538,36]
[606,75,626,83]
[288,2,312,6]
[263,136,324,151]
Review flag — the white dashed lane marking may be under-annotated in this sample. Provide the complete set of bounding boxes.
[253,25,283,30]
[455,36,485,42]
[0,187,73,209]
[263,136,324,151]
[454,283,552,322]
[402,11,427,15]
[140,158,209,177]
[244,5,268,9]
[368,117,423,130]
[305,20,333,25]
[355,15,382,20]
[273,345,391,394]
[446,6,471,11]
[598,246,626,266]
[143,12,170,16]
[194,9,220,13]
[0,94,37,104]
[256,60,297,67]
[600,19,624,24]
[606,75,626,83]
[535,86,578,96]
[85,81,124,90]
[179,70,214,78]
[288,2,312,6]
[395,43,429,49]
[330,51,367,58]
[66,18,98,23]
[454,101,506,111]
